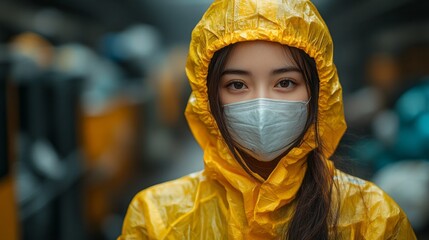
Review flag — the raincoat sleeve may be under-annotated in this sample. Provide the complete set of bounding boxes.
[394,211,417,239]
[118,191,149,240]
[118,173,202,240]
[372,193,417,239]
[336,171,417,239]
[374,190,417,239]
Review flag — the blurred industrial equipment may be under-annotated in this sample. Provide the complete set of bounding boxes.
[0,46,20,240]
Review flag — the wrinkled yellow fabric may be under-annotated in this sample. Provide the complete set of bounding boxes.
[119,0,416,239]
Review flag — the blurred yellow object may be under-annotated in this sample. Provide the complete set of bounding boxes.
[0,73,19,240]
[119,0,416,239]
[0,177,19,240]
[157,65,182,127]
[81,98,139,234]
[156,46,188,128]
[10,32,54,68]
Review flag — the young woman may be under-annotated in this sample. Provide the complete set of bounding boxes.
[119,0,416,239]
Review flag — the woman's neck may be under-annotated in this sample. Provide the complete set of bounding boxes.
[242,153,281,180]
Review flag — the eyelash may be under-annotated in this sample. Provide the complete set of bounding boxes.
[226,80,247,90]
[275,79,296,88]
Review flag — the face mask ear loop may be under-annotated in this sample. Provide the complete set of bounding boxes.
[304,97,312,105]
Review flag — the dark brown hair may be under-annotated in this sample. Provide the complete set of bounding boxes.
[207,43,339,239]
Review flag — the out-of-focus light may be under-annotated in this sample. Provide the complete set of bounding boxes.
[373,160,429,230]
[416,113,429,136]
[33,8,64,38]
[396,88,426,123]
[116,25,161,60]
[9,32,54,69]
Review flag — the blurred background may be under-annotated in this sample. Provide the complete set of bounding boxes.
[1,0,428,239]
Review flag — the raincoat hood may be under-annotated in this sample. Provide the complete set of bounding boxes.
[185,0,345,217]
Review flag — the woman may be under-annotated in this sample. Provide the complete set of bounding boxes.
[119,0,416,239]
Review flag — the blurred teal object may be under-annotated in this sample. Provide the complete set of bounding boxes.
[396,87,428,123]
[393,77,429,159]
[416,113,429,138]
[350,76,429,174]
[394,126,427,159]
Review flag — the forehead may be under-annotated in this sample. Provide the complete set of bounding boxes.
[225,41,297,68]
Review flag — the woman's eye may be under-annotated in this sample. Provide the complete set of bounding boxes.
[276,79,295,88]
[227,81,247,90]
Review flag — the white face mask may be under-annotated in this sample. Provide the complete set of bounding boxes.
[223,98,308,162]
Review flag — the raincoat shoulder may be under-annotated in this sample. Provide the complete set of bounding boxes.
[334,170,416,239]
[118,171,229,240]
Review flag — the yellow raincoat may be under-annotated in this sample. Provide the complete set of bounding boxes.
[119,0,416,239]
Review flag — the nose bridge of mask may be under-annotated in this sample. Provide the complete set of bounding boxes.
[254,103,270,146]
[257,100,269,130]
[255,99,301,145]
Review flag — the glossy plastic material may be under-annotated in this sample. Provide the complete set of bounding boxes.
[119,0,416,239]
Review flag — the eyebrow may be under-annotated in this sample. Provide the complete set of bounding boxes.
[272,66,302,75]
[221,69,250,76]
[221,66,302,76]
